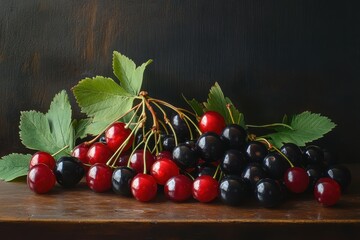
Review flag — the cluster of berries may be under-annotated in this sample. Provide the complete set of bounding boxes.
[27,111,351,208]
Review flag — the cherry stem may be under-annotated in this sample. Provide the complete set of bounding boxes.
[182,170,195,181]
[143,130,155,174]
[212,164,221,180]
[255,137,294,168]
[226,104,235,124]
[51,145,69,157]
[246,123,293,130]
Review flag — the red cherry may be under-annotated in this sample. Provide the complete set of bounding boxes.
[115,154,130,167]
[86,163,113,192]
[284,167,309,193]
[192,175,219,203]
[198,111,226,135]
[29,152,56,170]
[164,175,193,202]
[129,149,155,174]
[87,142,113,165]
[131,173,157,202]
[27,163,56,194]
[71,143,90,165]
[150,158,179,185]
[314,177,341,207]
[105,122,133,152]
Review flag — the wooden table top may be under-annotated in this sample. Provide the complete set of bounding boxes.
[1,165,360,240]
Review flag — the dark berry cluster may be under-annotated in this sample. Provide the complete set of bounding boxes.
[27,110,351,208]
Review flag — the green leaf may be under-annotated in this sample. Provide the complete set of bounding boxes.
[46,90,74,149]
[113,51,152,96]
[182,94,204,117]
[266,111,337,148]
[0,153,31,181]
[72,76,136,135]
[19,91,74,157]
[203,82,245,127]
[72,118,92,139]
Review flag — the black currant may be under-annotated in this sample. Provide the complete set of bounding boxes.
[241,162,267,189]
[112,166,136,196]
[262,152,291,180]
[54,156,85,188]
[255,178,282,208]
[172,143,198,169]
[195,132,225,162]
[304,145,324,166]
[162,134,176,152]
[326,165,352,192]
[219,175,250,206]
[245,141,268,163]
[220,124,247,150]
[171,114,190,143]
[280,143,304,167]
[221,149,247,175]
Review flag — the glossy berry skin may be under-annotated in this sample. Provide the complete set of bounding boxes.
[172,144,198,169]
[255,178,282,208]
[156,151,172,161]
[131,173,157,202]
[71,143,90,171]
[129,149,155,174]
[280,143,304,167]
[221,149,247,175]
[284,167,309,193]
[220,124,247,150]
[105,122,133,152]
[306,164,325,191]
[326,165,351,192]
[115,154,129,167]
[27,164,56,194]
[54,156,85,188]
[171,114,190,142]
[197,163,217,179]
[314,177,341,206]
[245,141,268,163]
[150,158,180,185]
[86,163,113,192]
[262,152,291,180]
[162,135,176,152]
[29,151,56,170]
[192,175,219,203]
[199,111,226,135]
[219,175,249,206]
[164,175,193,202]
[112,166,136,196]
[304,145,324,166]
[195,132,225,162]
[241,162,267,189]
[87,142,113,165]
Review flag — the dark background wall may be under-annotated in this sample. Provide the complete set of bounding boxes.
[0,0,359,163]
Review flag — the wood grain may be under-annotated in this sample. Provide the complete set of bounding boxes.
[0,164,359,239]
[0,1,360,163]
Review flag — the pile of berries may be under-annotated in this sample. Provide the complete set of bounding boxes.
[27,110,351,208]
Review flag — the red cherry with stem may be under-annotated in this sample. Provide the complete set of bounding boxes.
[129,149,155,174]
[105,122,133,152]
[314,177,341,207]
[29,152,56,170]
[131,173,157,202]
[150,158,180,185]
[284,167,310,193]
[165,175,193,202]
[199,111,226,135]
[27,163,56,194]
[87,142,113,165]
[86,163,113,192]
[192,175,219,203]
